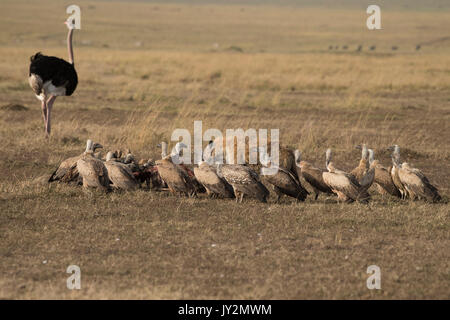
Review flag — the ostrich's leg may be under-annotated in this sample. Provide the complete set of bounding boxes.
[45,95,57,136]
[41,99,47,130]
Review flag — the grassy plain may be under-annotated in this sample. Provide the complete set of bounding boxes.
[0,0,449,299]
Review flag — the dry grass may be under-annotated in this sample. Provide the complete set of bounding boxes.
[0,0,449,299]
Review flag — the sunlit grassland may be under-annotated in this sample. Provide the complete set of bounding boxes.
[0,0,448,299]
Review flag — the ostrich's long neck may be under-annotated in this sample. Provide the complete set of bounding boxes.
[67,28,74,64]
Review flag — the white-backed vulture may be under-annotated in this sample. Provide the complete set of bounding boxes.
[279,146,300,182]
[158,141,169,159]
[359,165,375,191]
[155,158,196,196]
[158,141,206,194]
[259,150,308,202]
[76,140,110,191]
[217,164,269,203]
[350,144,369,182]
[388,145,409,199]
[108,148,131,163]
[155,142,196,196]
[398,162,441,202]
[48,139,103,183]
[179,163,206,194]
[322,149,371,203]
[388,145,441,202]
[123,151,135,165]
[118,149,140,173]
[194,161,235,198]
[104,152,139,190]
[154,142,171,189]
[133,159,163,190]
[368,149,401,198]
[211,136,299,182]
[294,150,333,200]
[113,149,123,160]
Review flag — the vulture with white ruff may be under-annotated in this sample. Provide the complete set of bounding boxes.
[388,145,441,202]
[322,149,371,203]
[368,149,401,198]
[194,161,235,198]
[104,152,139,190]
[259,149,308,202]
[350,144,369,182]
[155,142,197,197]
[77,141,110,191]
[218,164,269,203]
[48,139,102,183]
[294,150,333,200]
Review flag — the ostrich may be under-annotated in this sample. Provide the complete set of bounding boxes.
[28,19,78,137]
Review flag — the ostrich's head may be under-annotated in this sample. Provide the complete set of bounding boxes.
[64,19,75,30]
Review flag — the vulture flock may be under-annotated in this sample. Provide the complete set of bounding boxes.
[29,21,442,204]
[47,139,442,204]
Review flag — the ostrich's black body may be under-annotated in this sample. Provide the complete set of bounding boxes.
[29,52,78,96]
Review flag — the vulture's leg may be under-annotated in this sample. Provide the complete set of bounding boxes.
[276,194,281,203]
[45,95,57,136]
